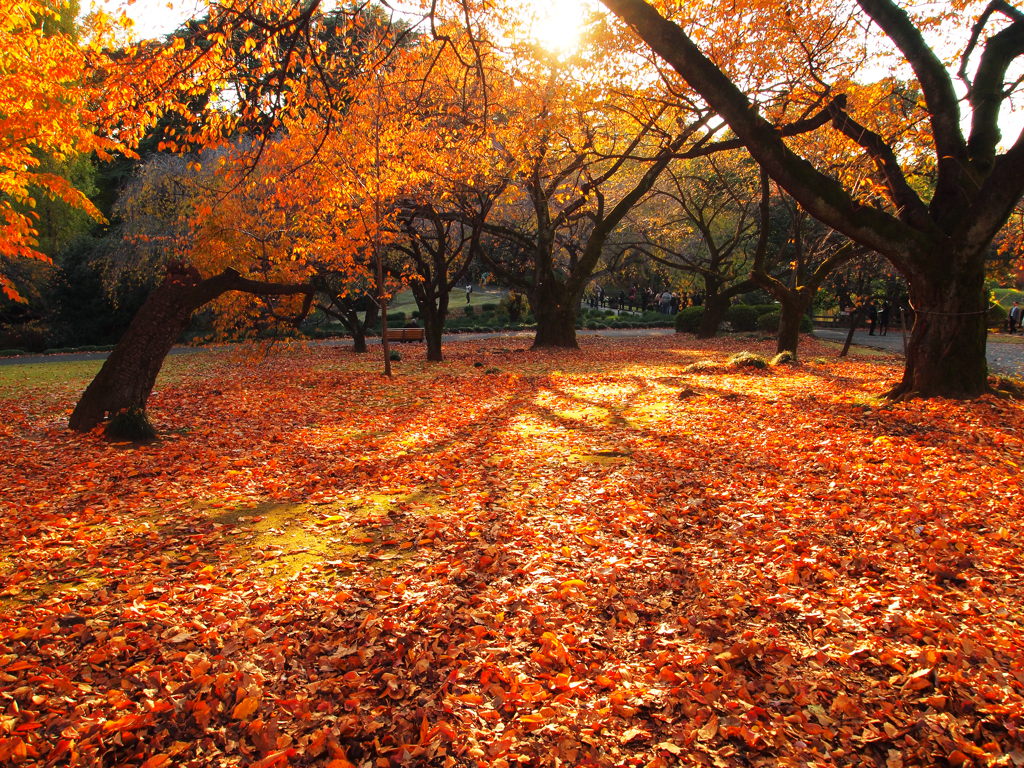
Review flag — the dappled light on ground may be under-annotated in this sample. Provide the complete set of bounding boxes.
[1,335,1022,766]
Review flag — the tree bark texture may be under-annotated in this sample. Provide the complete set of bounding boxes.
[890,263,989,398]
[69,267,313,433]
[697,291,728,339]
[528,280,579,349]
[776,295,811,356]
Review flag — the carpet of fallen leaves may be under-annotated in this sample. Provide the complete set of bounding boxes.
[1,334,1023,768]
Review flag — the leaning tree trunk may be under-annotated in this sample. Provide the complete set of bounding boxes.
[697,291,729,339]
[528,280,579,349]
[69,266,313,433]
[889,263,989,399]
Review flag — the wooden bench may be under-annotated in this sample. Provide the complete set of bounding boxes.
[385,327,425,343]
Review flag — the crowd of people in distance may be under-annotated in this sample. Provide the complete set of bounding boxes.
[585,286,703,315]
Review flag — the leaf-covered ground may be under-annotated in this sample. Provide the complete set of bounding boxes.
[1,335,1023,768]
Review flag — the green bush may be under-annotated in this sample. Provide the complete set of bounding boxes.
[0,349,27,357]
[729,351,769,369]
[757,310,780,331]
[725,304,760,332]
[389,350,401,361]
[463,305,475,317]
[675,306,704,333]
[482,303,497,312]
[386,312,406,325]
[771,351,796,366]
[757,311,813,333]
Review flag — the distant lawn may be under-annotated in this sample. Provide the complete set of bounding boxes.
[993,287,1024,307]
[384,287,507,316]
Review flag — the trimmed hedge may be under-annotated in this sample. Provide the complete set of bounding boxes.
[990,302,1008,327]
[725,304,760,332]
[675,306,704,333]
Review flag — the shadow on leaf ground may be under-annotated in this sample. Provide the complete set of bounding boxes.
[0,335,1022,767]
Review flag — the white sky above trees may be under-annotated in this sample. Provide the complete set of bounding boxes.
[96,0,1021,148]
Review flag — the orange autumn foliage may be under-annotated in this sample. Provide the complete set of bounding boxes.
[0,0,127,301]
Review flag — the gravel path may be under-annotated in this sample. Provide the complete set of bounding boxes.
[814,328,1024,377]
[5,327,1023,378]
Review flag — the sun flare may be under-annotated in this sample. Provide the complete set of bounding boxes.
[527,0,588,54]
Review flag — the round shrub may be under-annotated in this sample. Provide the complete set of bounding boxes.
[482,303,497,313]
[725,304,760,332]
[389,350,401,361]
[990,302,1008,327]
[683,359,723,373]
[728,351,769,369]
[771,351,795,366]
[675,306,704,333]
[758,310,782,332]
[463,305,475,317]
[386,311,406,324]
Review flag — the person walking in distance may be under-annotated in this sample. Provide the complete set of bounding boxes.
[879,301,890,336]
[867,301,878,336]
[1010,301,1021,334]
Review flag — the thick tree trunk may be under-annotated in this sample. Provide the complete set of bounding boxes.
[353,301,378,354]
[528,280,579,349]
[777,295,812,356]
[412,286,447,362]
[69,267,313,433]
[421,300,444,362]
[69,278,200,433]
[697,292,728,338]
[888,266,988,399]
